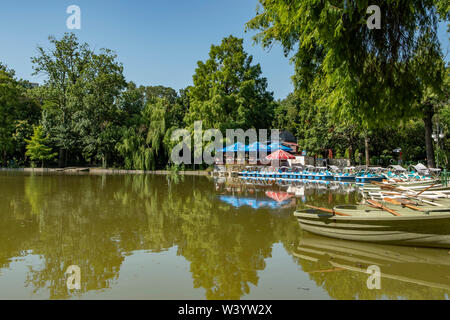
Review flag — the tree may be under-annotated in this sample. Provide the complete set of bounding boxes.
[25,125,57,168]
[71,48,126,167]
[13,120,35,164]
[31,33,126,167]
[0,68,41,166]
[144,85,178,104]
[185,36,275,131]
[116,97,177,170]
[119,82,146,126]
[31,33,91,167]
[0,70,20,165]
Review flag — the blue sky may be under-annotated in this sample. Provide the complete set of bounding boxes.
[0,1,448,100]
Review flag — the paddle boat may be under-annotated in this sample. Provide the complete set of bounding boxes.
[355,167,385,183]
[333,166,357,182]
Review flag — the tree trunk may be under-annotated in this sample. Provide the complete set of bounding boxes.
[365,135,370,168]
[348,145,354,166]
[64,149,68,167]
[102,154,107,168]
[58,148,64,168]
[423,107,435,168]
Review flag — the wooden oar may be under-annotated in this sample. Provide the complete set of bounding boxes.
[371,181,395,190]
[367,199,401,216]
[305,204,350,217]
[415,182,439,196]
[381,192,402,196]
[419,199,443,207]
[383,197,423,212]
[371,181,409,193]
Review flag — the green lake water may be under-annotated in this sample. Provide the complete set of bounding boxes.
[0,172,448,300]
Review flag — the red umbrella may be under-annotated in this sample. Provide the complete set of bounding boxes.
[265,191,293,202]
[266,149,296,160]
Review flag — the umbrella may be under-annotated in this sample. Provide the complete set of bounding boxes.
[265,191,293,202]
[218,142,246,152]
[266,149,296,160]
[268,143,292,152]
[246,142,269,152]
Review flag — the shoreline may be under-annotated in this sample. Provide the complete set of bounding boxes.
[0,167,212,176]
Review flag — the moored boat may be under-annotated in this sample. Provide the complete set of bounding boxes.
[294,205,450,248]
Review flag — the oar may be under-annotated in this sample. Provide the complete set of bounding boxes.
[371,181,409,193]
[383,197,423,212]
[371,181,395,189]
[419,199,443,207]
[367,199,401,216]
[305,204,350,217]
[381,192,402,196]
[415,182,439,196]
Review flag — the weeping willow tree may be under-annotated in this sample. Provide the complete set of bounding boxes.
[116,97,171,170]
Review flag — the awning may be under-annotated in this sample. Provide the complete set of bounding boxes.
[218,142,246,152]
[268,142,292,152]
[246,142,269,152]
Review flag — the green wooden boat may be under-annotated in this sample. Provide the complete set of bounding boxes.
[294,205,450,248]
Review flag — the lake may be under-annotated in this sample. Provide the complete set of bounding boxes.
[0,172,448,300]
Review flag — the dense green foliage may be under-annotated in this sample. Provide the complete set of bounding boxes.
[247,0,449,167]
[31,33,127,167]
[0,2,449,172]
[247,0,446,121]
[0,68,41,167]
[25,125,57,168]
[1,33,278,169]
[185,36,275,131]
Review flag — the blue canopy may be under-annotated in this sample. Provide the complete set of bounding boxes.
[246,142,269,152]
[217,142,246,152]
[268,143,292,152]
[218,195,287,209]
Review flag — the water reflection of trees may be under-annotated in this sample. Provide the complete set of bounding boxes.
[4,173,445,300]
[0,173,38,271]
[116,175,293,299]
[0,173,302,299]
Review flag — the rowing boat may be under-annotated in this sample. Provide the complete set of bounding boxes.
[294,205,450,248]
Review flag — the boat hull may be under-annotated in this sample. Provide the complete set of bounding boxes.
[294,209,450,248]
